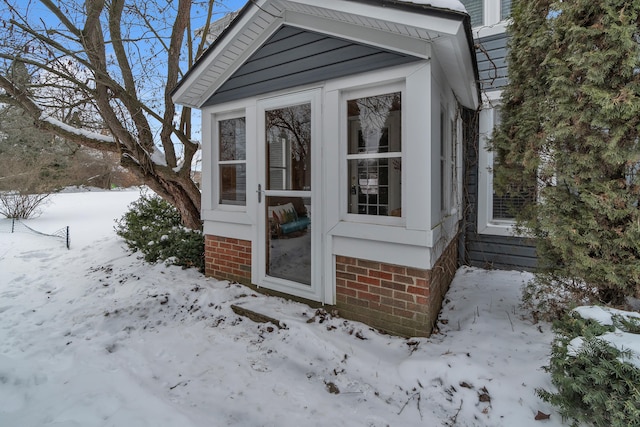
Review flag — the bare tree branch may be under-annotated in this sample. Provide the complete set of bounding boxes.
[0,0,216,228]
[39,0,82,38]
[0,74,119,152]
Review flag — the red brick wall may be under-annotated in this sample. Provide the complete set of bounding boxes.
[204,232,458,337]
[204,235,251,284]
[335,238,458,337]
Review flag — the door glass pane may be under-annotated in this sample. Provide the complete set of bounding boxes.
[266,104,311,191]
[266,196,311,285]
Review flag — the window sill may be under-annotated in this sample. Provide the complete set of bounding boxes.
[202,208,252,225]
[478,220,517,237]
[472,20,510,39]
[330,220,428,247]
[342,213,404,228]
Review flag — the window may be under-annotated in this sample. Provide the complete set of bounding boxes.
[490,109,534,220]
[501,0,511,20]
[440,108,458,213]
[347,91,402,217]
[218,117,246,205]
[478,100,534,234]
[460,0,512,28]
[440,110,448,211]
[460,0,484,27]
[478,100,507,234]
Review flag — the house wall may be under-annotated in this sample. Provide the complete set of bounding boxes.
[461,32,537,270]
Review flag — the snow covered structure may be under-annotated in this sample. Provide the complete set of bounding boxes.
[172,0,480,337]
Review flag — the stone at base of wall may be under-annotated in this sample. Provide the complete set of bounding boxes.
[335,238,458,337]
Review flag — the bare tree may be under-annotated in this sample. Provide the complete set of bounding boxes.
[0,0,228,229]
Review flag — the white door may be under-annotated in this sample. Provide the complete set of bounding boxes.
[256,90,323,301]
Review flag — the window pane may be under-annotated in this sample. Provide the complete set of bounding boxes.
[266,104,311,191]
[220,164,246,205]
[267,196,311,285]
[219,118,246,161]
[491,107,534,219]
[501,0,511,20]
[348,158,401,216]
[348,92,401,154]
[460,0,484,27]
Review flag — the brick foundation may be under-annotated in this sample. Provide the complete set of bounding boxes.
[204,233,458,337]
[204,235,251,284]
[335,238,458,337]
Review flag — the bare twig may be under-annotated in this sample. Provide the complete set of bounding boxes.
[397,392,421,416]
[506,310,515,332]
[448,399,464,426]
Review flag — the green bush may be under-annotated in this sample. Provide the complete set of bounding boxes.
[539,310,640,426]
[115,191,204,271]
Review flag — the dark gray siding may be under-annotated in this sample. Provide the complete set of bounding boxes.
[476,33,509,92]
[204,26,419,106]
[460,108,537,271]
[459,31,537,271]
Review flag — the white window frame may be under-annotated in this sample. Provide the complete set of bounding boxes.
[469,0,512,38]
[440,103,459,216]
[477,91,517,236]
[214,110,247,211]
[342,82,405,226]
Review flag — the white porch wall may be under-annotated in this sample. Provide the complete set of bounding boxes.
[428,52,464,265]
[199,61,463,303]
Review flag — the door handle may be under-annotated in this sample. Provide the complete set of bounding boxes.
[257,184,262,203]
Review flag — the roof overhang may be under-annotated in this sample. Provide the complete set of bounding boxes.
[172,0,479,109]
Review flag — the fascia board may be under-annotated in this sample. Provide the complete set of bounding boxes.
[283,0,464,36]
[432,24,479,108]
[191,17,284,108]
[172,0,279,108]
[173,0,477,108]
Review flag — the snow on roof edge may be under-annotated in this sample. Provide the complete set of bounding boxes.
[396,0,466,13]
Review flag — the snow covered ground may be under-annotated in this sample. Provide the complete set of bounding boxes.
[0,189,565,426]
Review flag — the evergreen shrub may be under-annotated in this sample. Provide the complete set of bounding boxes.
[115,191,204,271]
[493,0,640,315]
[539,310,640,426]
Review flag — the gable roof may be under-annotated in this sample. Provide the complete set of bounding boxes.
[172,0,479,109]
[203,25,421,106]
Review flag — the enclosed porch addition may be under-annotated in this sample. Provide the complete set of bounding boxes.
[173,0,479,337]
